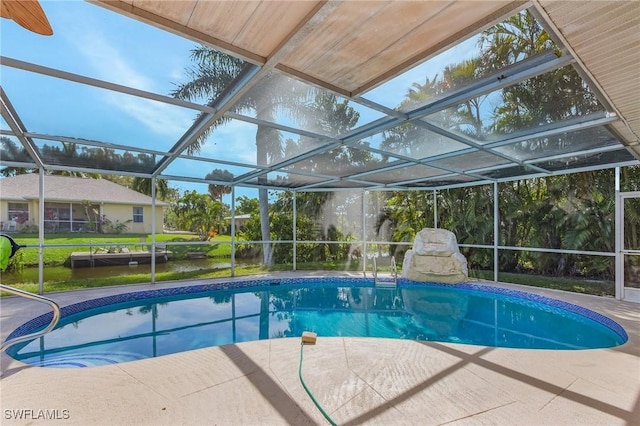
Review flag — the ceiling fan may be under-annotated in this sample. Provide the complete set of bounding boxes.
[1,0,53,35]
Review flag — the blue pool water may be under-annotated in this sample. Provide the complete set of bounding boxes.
[6,278,628,368]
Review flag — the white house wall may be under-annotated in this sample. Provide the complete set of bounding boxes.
[0,200,163,234]
[102,204,164,234]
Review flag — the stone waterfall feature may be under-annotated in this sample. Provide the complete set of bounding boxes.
[401,228,468,284]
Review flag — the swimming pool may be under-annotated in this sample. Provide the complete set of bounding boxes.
[6,278,628,368]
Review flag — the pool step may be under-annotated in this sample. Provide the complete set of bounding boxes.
[31,351,146,368]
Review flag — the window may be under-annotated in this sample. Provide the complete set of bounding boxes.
[8,203,29,223]
[133,207,144,223]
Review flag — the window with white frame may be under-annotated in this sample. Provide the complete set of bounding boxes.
[133,207,144,223]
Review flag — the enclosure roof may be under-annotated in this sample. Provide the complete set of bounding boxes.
[1,1,638,192]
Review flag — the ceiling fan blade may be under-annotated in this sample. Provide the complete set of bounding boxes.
[1,0,53,36]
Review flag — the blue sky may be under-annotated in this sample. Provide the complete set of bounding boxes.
[1,1,198,148]
[1,0,480,203]
[1,1,253,200]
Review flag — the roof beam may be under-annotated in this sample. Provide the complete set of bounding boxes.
[152,63,262,177]
[337,51,574,147]
[406,51,574,120]
[483,113,618,149]
[22,132,169,158]
[0,56,217,114]
[234,140,342,185]
[0,86,45,169]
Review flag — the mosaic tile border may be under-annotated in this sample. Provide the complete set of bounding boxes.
[6,277,628,344]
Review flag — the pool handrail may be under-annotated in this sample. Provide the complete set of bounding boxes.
[373,256,398,287]
[0,284,61,369]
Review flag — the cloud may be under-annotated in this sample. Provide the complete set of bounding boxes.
[109,94,195,140]
[55,8,195,140]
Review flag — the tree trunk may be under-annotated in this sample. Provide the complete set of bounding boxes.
[256,125,273,266]
[258,187,272,265]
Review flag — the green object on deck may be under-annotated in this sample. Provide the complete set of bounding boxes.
[0,235,11,271]
[0,234,23,271]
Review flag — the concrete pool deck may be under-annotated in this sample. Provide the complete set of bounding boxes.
[1,273,639,425]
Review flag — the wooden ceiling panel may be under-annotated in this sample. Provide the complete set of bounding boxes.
[280,1,522,95]
[234,1,324,57]
[286,1,453,88]
[130,0,198,26]
[345,1,512,93]
[110,1,325,61]
[538,0,640,143]
[187,1,260,47]
[280,1,395,72]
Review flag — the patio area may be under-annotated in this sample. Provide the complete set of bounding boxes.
[1,274,638,425]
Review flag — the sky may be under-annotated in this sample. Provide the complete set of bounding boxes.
[1,0,479,204]
[1,1,200,150]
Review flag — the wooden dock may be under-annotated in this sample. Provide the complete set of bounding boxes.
[68,249,171,268]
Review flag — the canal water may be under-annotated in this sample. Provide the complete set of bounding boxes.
[0,258,259,286]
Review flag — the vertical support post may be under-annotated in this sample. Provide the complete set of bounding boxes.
[231,187,236,277]
[293,191,297,271]
[614,167,622,300]
[99,203,104,230]
[362,191,367,275]
[494,181,499,283]
[38,169,45,295]
[151,176,156,284]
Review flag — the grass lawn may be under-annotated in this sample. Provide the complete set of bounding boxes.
[470,269,614,297]
[1,234,615,298]
[8,233,232,266]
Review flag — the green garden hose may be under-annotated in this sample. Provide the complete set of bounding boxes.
[298,342,338,426]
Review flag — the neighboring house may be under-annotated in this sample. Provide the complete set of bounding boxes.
[0,175,167,234]
[223,214,251,234]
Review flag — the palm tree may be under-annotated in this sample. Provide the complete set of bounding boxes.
[0,136,35,176]
[481,9,601,138]
[171,46,316,265]
[205,169,233,203]
[130,177,172,201]
[204,169,233,234]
